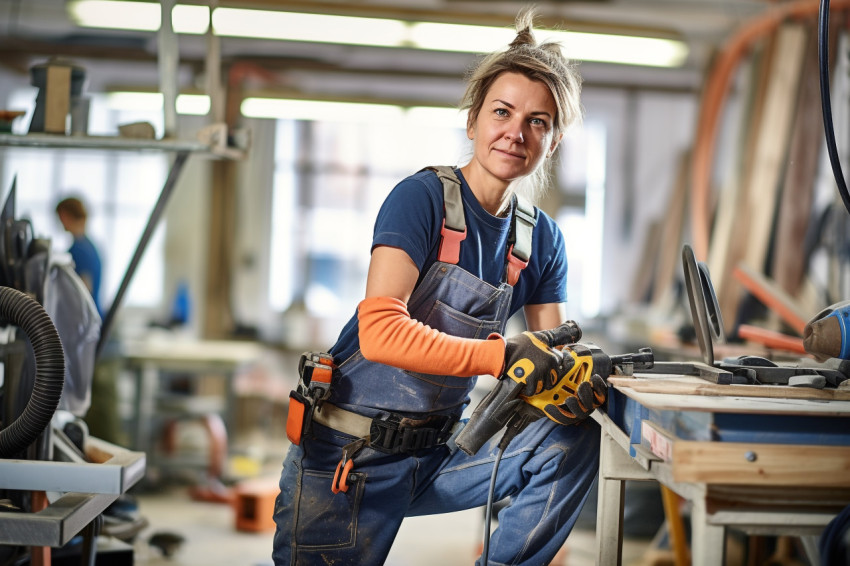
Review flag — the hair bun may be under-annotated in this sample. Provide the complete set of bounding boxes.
[509,8,537,50]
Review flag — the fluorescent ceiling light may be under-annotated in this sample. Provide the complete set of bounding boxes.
[107,92,211,115]
[410,22,515,53]
[406,107,468,130]
[212,8,407,47]
[241,98,405,123]
[68,1,209,34]
[547,31,689,68]
[411,23,688,67]
[241,98,469,128]
[69,1,688,67]
[107,93,465,126]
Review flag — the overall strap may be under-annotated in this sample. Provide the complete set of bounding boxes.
[422,166,536,285]
[506,195,537,286]
[425,166,467,264]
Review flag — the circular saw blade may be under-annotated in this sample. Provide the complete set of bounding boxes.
[682,244,725,366]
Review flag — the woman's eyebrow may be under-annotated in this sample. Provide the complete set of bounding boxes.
[492,99,552,118]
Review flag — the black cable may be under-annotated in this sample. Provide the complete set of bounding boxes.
[819,0,850,217]
[481,423,524,565]
[481,443,504,565]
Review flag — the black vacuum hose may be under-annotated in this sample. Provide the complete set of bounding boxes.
[0,286,65,458]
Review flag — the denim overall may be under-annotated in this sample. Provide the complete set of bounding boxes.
[272,169,600,566]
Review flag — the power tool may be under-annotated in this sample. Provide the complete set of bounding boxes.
[455,328,654,456]
[804,301,850,362]
[459,323,654,565]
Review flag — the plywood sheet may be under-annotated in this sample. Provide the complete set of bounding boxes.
[610,375,850,401]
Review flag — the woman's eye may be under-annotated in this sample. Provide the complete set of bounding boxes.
[495,108,509,117]
[530,117,547,127]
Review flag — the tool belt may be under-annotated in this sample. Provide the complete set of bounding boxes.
[313,402,457,454]
[286,351,459,494]
[315,403,458,494]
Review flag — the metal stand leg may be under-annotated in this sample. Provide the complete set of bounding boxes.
[596,433,626,565]
[79,515,102,566]
[691,499,725,566]
[595,429,655,566]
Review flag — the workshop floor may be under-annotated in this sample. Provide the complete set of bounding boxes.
[129,485,657,566]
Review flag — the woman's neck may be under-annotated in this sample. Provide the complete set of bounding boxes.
[460,163,512,217]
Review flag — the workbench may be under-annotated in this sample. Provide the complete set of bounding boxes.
[593,373,850,565]
[120,339,264,481]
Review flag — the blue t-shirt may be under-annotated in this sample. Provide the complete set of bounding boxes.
[69,235,102,315]
[330,167,568,362]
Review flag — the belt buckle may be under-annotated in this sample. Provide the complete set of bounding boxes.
[369,415,401,452]
[368,414,456,454]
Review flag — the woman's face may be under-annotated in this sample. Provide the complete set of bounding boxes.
[467,71,560,185]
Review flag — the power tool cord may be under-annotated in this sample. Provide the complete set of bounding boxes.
[481,424,523,565]
[481,443,502,565]
[819,0,850,217]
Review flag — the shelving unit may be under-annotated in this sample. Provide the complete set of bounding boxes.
[0,132,245,159]
[0,130,242,355]
[0,130,241,558]
[0,132,209,153]
[0,437,145,547]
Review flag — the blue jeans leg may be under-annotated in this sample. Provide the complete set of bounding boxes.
[272,423,418,566]
[408,417,601,566]
[273,417,600,566]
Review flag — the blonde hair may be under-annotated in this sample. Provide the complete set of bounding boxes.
[460,8,583,204]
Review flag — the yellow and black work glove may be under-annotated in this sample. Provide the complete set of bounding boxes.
[503,330,574,397]
[543,374,608,426]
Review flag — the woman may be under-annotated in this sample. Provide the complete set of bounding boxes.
[273,10,604,565]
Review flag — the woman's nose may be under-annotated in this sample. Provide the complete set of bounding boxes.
[504,127,524,143]
[505,122,525,143]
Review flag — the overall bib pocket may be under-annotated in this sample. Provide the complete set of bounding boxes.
[422,299,501,339]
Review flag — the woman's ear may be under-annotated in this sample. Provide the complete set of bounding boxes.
[548,132,564,157]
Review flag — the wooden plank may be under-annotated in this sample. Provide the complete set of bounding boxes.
[741,24,808,278]
[709,33,775,333]
[44,64,70,134]
[706,483,850,510]
[673,440,850,486]
[613,386,850,416]
[651,151,690,307]
[771,19,832,297]
[610,375,850,401]
[641,420,675,461]
[203,159,237,338]
[712,25,807,335]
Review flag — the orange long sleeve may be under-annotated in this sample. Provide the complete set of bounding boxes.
[357,296,506,378]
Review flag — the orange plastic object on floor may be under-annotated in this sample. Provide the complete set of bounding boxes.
[233,476,280,532]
